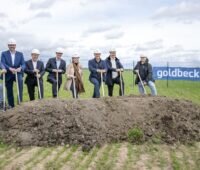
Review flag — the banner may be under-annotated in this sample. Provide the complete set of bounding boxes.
[153,67,200,81]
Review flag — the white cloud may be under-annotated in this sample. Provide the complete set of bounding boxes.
[134,39,163,52]
[0,0,199,67]
[152,1,200,23]
[29,0,56,10]
[0,12,7,18]
[34,11,52,18]
[20,11,52,24]
[82,24,121,37]
[151,45,200,67]
[0,26,5,31]
[104,31,124,40]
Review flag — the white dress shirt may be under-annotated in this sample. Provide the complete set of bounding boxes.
[10,52,16,66]
[111,58,118,79]
[56,59,61,69]
[32,60,37,70]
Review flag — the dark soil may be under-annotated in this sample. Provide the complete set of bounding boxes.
[0,96,199,149]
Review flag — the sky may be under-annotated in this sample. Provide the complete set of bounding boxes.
[0,0,200,67]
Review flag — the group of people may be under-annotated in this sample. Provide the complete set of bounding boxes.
[0,38,157,109]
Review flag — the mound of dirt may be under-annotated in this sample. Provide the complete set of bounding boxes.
[0,96,199,149]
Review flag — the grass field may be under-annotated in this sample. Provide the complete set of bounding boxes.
[0,69,200,170]
[19,69,200,104]
[0,143,199,170]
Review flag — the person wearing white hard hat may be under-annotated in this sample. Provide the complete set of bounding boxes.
[24,49,45,101]
[64,54,85,98]
[105,48,125,96]
[1,38,25,107]
[134,54,157,96]
[45,47,66,98]
[88,49,107,98]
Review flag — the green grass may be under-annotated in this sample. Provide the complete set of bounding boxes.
[53,145,78,170]
[94,144,113,170]
[8,69,200,105]
[70,149,88,169]
[25,148,53,170]
[78,146,100,170]
[44,146,68,169]
[102,143,121,170]
[0,147,24,169]
[170,150,181,170]
[127,127,144,144]
[24,147,46,166]
[0,143,199,169]
[123,143,141,170]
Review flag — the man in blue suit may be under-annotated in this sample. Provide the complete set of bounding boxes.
[1,38,26,107]
[88,49,107,98]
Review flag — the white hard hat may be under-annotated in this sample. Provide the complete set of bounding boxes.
[93,49,101,54]
[31,49,40,55]
[56,47,64,54]
[72,53,80,58]
[8,38,16,45]
[140,54,146,58]
[109,48,116,52]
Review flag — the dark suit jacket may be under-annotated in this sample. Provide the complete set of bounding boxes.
[24,59,45,85]
[105,56,124,86]
[88,58,107,81]
[45,57,66,83]
[1,50,25,81]
[133,61,154,84]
